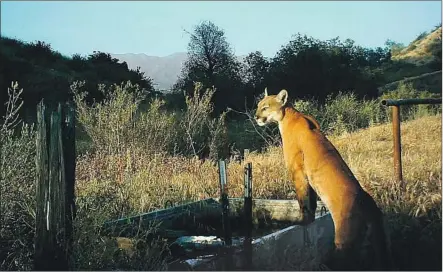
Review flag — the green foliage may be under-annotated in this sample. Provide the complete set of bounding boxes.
[208,111,229,161]
[174,82,229,159]
[266,34,390,103]
[72,80,174,156]
[292,92,385,136]
[241,51,271,109]
[380,82,442,121]
[1,82,171,270]
[0,123,36,271]
[385,39,406,56]
[72,80,229,160]
[290,83,440,137]
[293,99,323,124]
[413,31,428,43]
[2,76,441,270]
[1,83,36,271]
[381,61,435,84]
[322,92,384,135]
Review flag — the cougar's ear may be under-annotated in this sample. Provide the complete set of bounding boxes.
[264,87,268,97]
[276,89,288,105]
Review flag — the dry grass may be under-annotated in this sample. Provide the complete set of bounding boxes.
[76,113,442,211]
[74,114,442,270]
[331,114,442,216]
[75,146,293,216]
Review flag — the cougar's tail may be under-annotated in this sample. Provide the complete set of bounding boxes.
[361,191,395,270]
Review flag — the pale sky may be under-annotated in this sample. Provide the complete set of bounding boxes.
[1,1,441,58]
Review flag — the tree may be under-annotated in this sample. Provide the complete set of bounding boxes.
[174,21,244,114]
[385,39,405,56]
[243,51,269,88]
[266,34,387,102]
[241,51,270,108]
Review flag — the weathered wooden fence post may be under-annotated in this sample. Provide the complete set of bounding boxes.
[218,160,233,270]
[218,160,232,246]
[243,162,253,270]
[34,101,76,271]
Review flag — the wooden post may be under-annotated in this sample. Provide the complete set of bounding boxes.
[34,101,76,271]
[243,162,253,270]
[243,149,250,160]
[63,103,76,256]
[218,160,232,246]
[218,160,233,270]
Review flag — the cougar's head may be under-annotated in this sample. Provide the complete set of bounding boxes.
[254,88,288,126]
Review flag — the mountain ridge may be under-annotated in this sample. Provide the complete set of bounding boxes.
[110,52,247,90]
[110,52,188,90]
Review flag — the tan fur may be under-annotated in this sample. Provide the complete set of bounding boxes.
[255,89,393,270]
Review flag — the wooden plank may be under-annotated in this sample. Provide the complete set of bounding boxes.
[101,198,221,237]
[229,198,327,222]
[102,198,328,237]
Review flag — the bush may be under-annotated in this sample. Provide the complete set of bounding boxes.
[174,82,229,159]
[380,82,441,121]
[72,80,175,157]
[322,92,385,135]
[72,80,229,160]
[1,82,36,271]
[292,92,385,136]
[289,84,440,138]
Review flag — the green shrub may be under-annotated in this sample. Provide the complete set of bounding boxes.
[292,92,386,136]
[72,80,229,160]
[381,82,441,122]
[1,82,36,271]
[72,80,174,156]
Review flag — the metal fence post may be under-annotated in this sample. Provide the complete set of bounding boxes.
[381,97,442,185]
[392,105,403,184]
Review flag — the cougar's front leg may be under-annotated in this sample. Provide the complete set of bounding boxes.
[292,168,318,225]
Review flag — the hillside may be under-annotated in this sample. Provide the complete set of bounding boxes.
[392,26,442,66]
[0,37,155,121]
[379,26,442,94]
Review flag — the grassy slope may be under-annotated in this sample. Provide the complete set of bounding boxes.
[392,26,442,66]
[380,26,442,93]
[332,115,441,211]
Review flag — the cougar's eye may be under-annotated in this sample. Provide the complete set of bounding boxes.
[262,105,269,111]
